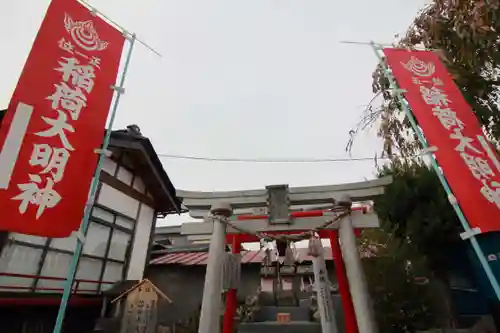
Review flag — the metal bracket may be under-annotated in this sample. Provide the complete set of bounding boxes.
[390,88,407,94]
[266,184,290,224]
[123,31,136,41]
[419,146,438,156]
[110,85,125,94]
[72,230,86,244]
[94,148,112,157]
[460,227,481,240]
[448,194,458,205]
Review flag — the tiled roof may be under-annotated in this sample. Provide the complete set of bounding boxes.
[150,247,374,266]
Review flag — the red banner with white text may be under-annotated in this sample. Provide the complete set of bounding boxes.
[384,48,500,233]
[0,0,125,237]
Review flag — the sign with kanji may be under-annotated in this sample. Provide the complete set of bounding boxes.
[384,48,500,233]
[0,0,124,237]
[115,280,172,333]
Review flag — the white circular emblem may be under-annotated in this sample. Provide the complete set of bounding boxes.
[401,56,436,77]
[64,13,109,52]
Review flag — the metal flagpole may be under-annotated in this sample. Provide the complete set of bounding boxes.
[78,0,161,58]
[369,41,500,301]
[52,33,137,333]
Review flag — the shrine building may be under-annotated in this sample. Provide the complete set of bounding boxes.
[0,112,181,333]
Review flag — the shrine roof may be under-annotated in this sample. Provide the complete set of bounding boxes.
[103,279,140,297]
[110,278,172,304]
[149,247,375,266]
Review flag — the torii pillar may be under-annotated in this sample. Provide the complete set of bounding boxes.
[339,210,378,333]
[198,202,232,333]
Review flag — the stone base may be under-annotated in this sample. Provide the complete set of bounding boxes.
[238,321,322,333]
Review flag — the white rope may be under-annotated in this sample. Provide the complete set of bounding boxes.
[212,208,351,243]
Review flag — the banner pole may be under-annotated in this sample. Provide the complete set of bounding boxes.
[370,41,500,301]
[52,33,137,333]
[77,0,161,58]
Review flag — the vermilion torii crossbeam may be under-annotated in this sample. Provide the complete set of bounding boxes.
[182,209,378,236]
[178,177,391,333]
[224,229,362,244]
[225,207,365,242]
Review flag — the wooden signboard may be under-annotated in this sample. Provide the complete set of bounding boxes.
[112,279,172,333]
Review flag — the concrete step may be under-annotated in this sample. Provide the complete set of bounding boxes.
[238,321,322,333]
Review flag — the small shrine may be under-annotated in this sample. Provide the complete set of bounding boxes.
[111,279,172,333]
[178,177,392,333]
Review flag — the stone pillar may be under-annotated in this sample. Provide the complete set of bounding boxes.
[310,237,338,333]
[339,215,378,333]
[198,202,232,333]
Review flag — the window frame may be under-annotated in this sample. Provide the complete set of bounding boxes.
[4,204,138,293]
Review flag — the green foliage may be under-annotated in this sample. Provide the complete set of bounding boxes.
[346,2,500,329]
[359,161,464,330]
[358,160,464,331]
[374,160,461,266]
[360,228,437,332]
[350,1,500,158]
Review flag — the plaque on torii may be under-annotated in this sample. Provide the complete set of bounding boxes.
[177,177,391,333]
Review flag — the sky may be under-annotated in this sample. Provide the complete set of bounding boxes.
[0,0,429,227]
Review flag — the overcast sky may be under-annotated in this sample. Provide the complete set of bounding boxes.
[1,0,428,227]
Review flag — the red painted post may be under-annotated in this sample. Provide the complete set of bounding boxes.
[222,234,241,333]
[329,230,358,333]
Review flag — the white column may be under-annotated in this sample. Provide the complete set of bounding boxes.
[311,239,338,333]
[339,216,378,333]
[198,203,232,333]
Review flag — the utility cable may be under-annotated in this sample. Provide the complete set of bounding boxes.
[155,153,419,163]
[157,153,377,163]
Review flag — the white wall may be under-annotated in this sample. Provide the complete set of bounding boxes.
[0,156,157,293]
[0,243,42,291]
[97,183,140,219]
[126,204,155,280]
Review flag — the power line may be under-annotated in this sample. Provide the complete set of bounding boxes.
[156,153,387,163]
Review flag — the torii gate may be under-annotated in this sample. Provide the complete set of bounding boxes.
[178,177,392,333]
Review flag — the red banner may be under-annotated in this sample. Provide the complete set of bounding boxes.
[384,48,500,233]
[0,0,125,237]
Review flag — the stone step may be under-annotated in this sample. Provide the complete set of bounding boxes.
[249,298,346,332]
[238,321,322,333]
[254,306,311,322]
